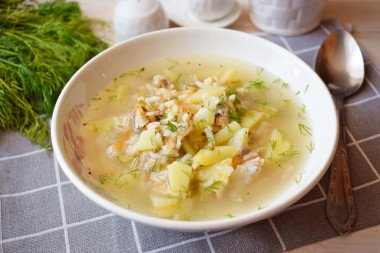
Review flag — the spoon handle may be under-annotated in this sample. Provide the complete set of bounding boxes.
[326,96,357,235]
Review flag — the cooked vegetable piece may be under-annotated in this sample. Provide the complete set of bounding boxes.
[214,121,241,145]
[240,111,266,130]
[196,158,234,185]
[193,146,239,166]
[137,129,158,151]
[168,161,192,192]
[82,118,115,135]
[227,128,249,150]
[219,68,240,84]
[150,194,178,218]
[193,107,215,130]
[116,84,130,103]
[265,129,291,160]
[185,86,225,104]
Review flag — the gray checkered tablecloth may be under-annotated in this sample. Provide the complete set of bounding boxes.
[1,18,380,253]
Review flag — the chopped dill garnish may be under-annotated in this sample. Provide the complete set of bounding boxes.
[92,97,101,101]
[249,79,266,90]
[254,98,270,109]
[183,216,192,221]
[117,67,145,79]
[99,175,113,184]
[116,156,124,164]
[176,191,182,208]
[295,91,301,95]
[197,210,206,217]
[278,149,301,158]
[225,213,235,218]
[295,174,303,184]
[161,121,178,132]
[182,169,191,178]
[226,124,233,134]
[269,139,277,150]
[258,205,266,210]
[279,129,288,142]
[174,74,182,89]
[167,58,179,70]
[150,137,154,145]
[299,104,306,113]
[282,82,290,88]
[282,99,291,104]
[204,181,221,194]
[306,141,315,153]
[108,95,117,103]
[304,84,310,94]
[298,123,312,136]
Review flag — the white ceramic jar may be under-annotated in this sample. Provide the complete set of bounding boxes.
[191,0,236,21]
[249,0,326,36]
[113,0,169,41]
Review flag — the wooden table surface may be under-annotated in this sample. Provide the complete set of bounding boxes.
[78,0,380,252]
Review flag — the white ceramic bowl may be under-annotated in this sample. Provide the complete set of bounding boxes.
[51,28,338,232]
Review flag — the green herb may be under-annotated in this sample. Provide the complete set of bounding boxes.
[282,99,291,104]
[306,141,315,153]
[225,213,235,218]
[182,169,191,178]
[197,210,206,217]
[257,67,264,76]
[249,79,265,90]
[272,78,281,84]
[295,91,300,95]
[278,149,301,158]
[167,58,179,70]
[176,191,182,208]
[117,67,145,79]
[269,139,277,150]
[258,205,266,210]
[295,174,303,184]
[282,82,290,88]
[299,104,306,113]
[99,175,113,184]
[92,97,101,101]
[226,124,233,134]
[304,84,309,94]
[174,74,182,89]
[108,95,117,103]
[254,98,270,109]
[0,0,108,149]
[116,156,124,164]
[204,181,221,194]
[298,123,312,136]
[161,121,177,133]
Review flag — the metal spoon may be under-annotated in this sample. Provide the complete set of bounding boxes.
[315,30,364,235]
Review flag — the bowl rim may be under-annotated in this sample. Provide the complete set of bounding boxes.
[51,27,338,232]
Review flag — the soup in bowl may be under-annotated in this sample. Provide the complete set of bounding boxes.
[51,28,338,231]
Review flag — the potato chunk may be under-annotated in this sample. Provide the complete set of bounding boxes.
[137,129,158,151]
[193,107,215,130]
[214,121,241,145]
[227,128,249,150]
[265,129,291,161]
[193,146,239,166]
[168,161,192,192]
[240,111,266,130]
[219,68,240,85]
[151,194,178,218]
[116,83,130,103]
[196,158,234,185]
[186,86,225,104]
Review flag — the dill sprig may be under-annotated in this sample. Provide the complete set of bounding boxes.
[0,0,108,149]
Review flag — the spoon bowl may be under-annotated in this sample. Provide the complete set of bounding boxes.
[315,30,364,97]
[315,30,364,235]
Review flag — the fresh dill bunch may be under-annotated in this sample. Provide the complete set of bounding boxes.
[0,0,108,149]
